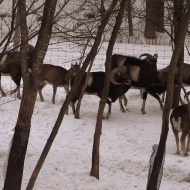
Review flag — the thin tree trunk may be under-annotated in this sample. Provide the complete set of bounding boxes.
[172,0,184,108]
[127,0,133,36]
[90,0,127,179]
[75,60,94,119]
[74,39,93,119]
[3,0,31,189]
[147,3,190,189]
[3,0,58,189]
[13,5,20,51]
[26,0,118,188]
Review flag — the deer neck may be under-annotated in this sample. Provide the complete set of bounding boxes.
[65,68,74,81]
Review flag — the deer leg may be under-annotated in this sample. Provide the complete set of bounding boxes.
[174,131,180,154]
[181,132,188,156]
[119,96,125,112]
[63,85,69,115]
[10,86,18,94]
[11,86,21,99]
[70,89,82,118]
[148,92,163,111]
[38,82,47,102]
[64,85,69,95]
[186,133,190,152]
[122,94,128,106]
[11,77,21,99]
[0,73,6,96]
[106,102,112,119]
[17,86,21,99]
[75,97,82,119]
[171,118,181,155]
[0,85,6,96]
[140,89,143,99]
[173,129,180,155]
[52,85,57,104]
[161,91,165,103]
[70,101,76,115]
[141,91,148,114]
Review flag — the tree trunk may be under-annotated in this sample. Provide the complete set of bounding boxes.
[13,5,20,50]
[144,0,157,39]
[147,144,166,189]
[127,0,133,36]
[144,0,164,39]
[75,60,94,119]
[147,3,190,190]
[90,100,105,179]
[172,0,184,108]
[90,0,127,179]
[3,0,58,189]
[156,0,164,33]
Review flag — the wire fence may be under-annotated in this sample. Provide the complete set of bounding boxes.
[0,0,190,71]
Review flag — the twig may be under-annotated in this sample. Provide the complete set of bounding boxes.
[0,97,17,106]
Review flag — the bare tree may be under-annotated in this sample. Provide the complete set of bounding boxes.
[3,0,58,189]
[90,0,127,179]
[0,0,45,52]
[0,0,17,56]
[172,0,185,108]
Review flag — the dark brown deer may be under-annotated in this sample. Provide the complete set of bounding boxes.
[170,104,190,156]
[140,65,178,114]
[111,53,158,113]
[70,66,131,119]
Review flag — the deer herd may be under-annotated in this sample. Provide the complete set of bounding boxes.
[0,44,190,157]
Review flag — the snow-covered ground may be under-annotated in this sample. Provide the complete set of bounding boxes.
[0,42,190,190]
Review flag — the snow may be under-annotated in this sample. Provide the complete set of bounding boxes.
[1,42,190,190]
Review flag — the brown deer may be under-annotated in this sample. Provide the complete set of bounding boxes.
[0,44,34,99]
[38,63,80,104]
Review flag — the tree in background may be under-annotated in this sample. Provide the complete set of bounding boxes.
[144,0,164,39]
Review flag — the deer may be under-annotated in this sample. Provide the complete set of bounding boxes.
[38,63,80,105]
[170,104,190,156]
[111,53,158,113]
[70,66,131,119]
[0,44,34,99]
